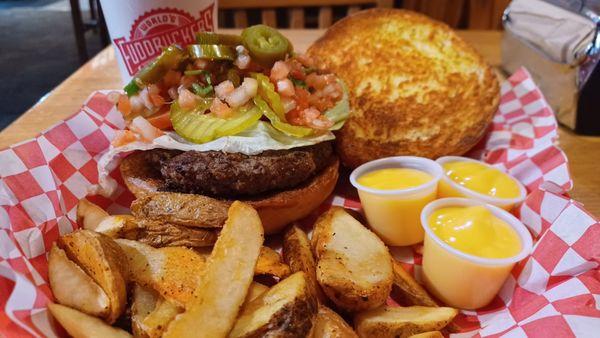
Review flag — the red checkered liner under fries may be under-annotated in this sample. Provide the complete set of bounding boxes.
[0,68,597,337]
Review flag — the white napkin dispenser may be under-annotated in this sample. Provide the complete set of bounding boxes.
[502,0,599,135]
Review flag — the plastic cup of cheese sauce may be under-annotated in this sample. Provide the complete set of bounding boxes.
[421,198,532,310]
[436,156,527,211]
[350,156,443,246]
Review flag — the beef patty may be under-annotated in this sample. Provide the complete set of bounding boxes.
[144,142,334,197]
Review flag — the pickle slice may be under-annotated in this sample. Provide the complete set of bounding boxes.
[171,102,262,144]
[253,96,314,138]
[251,73,285,120]
[196,32,243,46]
[187,44,236,61]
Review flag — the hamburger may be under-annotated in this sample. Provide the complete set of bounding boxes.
[98,25,349,234]
[307,9,500,168]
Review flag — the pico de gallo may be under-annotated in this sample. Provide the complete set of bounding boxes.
[109,25,349,146]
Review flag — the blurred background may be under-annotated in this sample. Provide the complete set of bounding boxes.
[0,0,509,130]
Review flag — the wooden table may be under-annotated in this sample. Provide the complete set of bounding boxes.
[1,30,598,216]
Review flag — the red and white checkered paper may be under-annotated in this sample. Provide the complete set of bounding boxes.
[0,68,597,337]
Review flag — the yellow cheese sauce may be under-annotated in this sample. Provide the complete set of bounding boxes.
[428,206,521,259]
[443,161,521,199]
[357,168,433,190]
[355,168,436,246]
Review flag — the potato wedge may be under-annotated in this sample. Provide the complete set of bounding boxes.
[312,207,393,312]
[244,282,269,304]
[354,306,458,338]
[311,305,358,338]
[229,272,318,338]
[163,201,264,338]
[142,299,182,338]
[131,285,160,338]
[77,199,109,231]
[391,260,437,307]
[131,192,229,228]
[409,331,443,338]
[131,284,184,338]
[48,303,132,338]
[93,215,138,238]
[391,261,460,333]
[283,224,327,304]
[116,239,206,305]
[48,244,110,318]
[255,246,291,279]
[57,230,128,324]
[129,220,219,248]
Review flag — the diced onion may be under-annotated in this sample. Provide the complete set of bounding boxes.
[215,80,235,100]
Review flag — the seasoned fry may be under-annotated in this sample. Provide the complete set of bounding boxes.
[117,240,207,305]
[163,201,264,338]
[77,199,109,231]
[311,305,358,338]
[255,246,291,279]
[48,244,110,318]
[48,303,132,338]
[354,306,458,338]
[283,224,327,304]
[229,272,318,338]
[57,230,128,324]
[312,207,393,312]
[131,192,229,228]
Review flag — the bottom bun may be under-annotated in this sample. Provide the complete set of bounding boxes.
[120,152,339,234]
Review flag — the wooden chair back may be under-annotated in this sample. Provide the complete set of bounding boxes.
[219,0,392,29]
[218,0,509,29]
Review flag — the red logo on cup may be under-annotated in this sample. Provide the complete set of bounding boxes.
[113,4,215,76]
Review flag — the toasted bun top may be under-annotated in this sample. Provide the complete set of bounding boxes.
[307,8,500,168]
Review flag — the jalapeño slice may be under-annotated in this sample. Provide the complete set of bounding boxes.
[241,25,291,67]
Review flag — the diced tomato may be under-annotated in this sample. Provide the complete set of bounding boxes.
[111,130,138,147]
[309,115,334,130]
[300,107,320,123]
[117,94,132,117]
[288,59,305,80]
[294,87,310,111]
[210,98,233,118]
[163,70,182,87]
[296,53,316,68]
[286,108,304,126]
[149,93,166,107]
[147,111,172,130]
[180,75,197,88]
[306,73,336,90]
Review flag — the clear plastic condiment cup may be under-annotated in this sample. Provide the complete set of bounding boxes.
[420,198,533,310]
[436,156,527,211]
[350,156,443,246]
